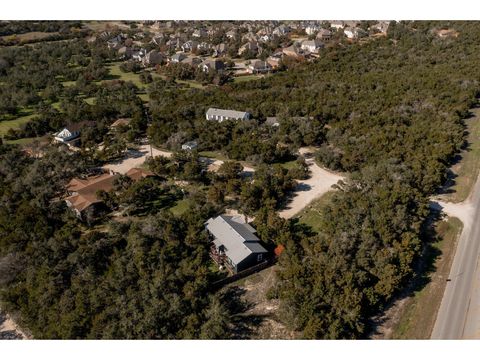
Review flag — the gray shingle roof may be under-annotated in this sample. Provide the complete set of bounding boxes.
[206,108,250,120]
[206,215,267,266]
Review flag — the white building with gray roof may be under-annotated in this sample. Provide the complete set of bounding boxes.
[206,108,251,122]
[206,215,268,273]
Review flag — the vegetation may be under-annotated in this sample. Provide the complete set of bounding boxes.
[2,20,480,340]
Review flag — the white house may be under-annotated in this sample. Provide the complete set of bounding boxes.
[182,141,198,151]
[305,24,320,35]
[206,108,251,122]
[301,39,324,54]
[247,59,272,74]
[54,127,81,143]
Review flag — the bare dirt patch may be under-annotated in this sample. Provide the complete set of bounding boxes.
[227,266,298,339]
[0,309,30,340]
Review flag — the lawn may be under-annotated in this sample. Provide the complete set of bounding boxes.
[176,79,205,89]
[5,137,41,145]
[0,31,59,43]
[233,74,266,83]
[276,159,297,171]
[199,150,229,161]
[441,105,480,203]
[105,63,145,88]
[391,217,463,339]
[169,199,191,216]
[0,113,35,136]
[295,191,336,233]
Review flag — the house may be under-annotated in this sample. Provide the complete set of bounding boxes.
[192,28,207,38]
[132,48,147,62]
[206,215,268,274]
[344,27,368,39]
[65,173,119,220]
[246,59,272,74]
[372,21,390,35]
[200,59,225,73]
[273,24,290,36]
[301,39,324,54]
[142,50,165,66]
[107,35,123,50]
[151,33,165,46]
[282,45,302,58]
[110,118,131,129]
[213,43,227,57]
[206,108,251,122]
[238,41,261,56]
[65,169,152,221]
[118,46,134,59]
[170,52,187,63]
[54,121,94,145]
[181,141,198,151]
[330,21,344,30]
[181,56,202,67]
[166,37,182,50]
[125,167,155,181]
[197,42,212,51]
[305,24,320,35]
[181,40,199,53]
[316,28,332,41]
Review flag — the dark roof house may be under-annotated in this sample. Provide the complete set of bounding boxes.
[206,215,268,273]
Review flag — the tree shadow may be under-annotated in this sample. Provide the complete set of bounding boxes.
[218,286,268,339]
[367,208,444,338]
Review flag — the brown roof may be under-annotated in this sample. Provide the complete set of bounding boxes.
[126,167,155,182]
[110,118,131,128]
[66,173,118,213]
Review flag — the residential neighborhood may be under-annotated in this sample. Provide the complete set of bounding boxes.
[2,16,479,349]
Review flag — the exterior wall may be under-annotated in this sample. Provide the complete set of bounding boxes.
[235,252,266,273]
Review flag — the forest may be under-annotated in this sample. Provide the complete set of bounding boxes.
[1,20,480,339]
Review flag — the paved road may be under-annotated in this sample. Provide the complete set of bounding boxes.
[431,173,480,339]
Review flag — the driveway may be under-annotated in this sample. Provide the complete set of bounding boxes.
[278,147,344,219]
[103,144,172,174]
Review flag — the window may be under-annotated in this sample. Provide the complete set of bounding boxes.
[257,254,263,262]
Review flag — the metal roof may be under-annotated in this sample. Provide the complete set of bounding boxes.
[206,215,267,265]
[206,108,250,120]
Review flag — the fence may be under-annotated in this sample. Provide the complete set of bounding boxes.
[211,257,277,290]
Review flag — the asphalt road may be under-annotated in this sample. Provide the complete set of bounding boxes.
[431,174,480,339]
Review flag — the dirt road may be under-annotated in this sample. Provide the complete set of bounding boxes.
[278,148,344,219]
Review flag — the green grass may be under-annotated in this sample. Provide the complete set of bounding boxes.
[176,79,205,89]
[138,93,150,102]
[169,199,191,216]
[442,106,480,202]
[295,191,336,233]
[277,160,297,170]
[5,137,41,145]
[199,150,229,161]
[0,113,36,136]
[391,217,463,339]
[84,97,95,105]
[233,74,267,83]
[105,63,145,88]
